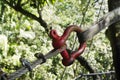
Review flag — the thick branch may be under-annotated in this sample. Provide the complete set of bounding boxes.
[15,7,39,21]
[76,56,95,73]
[4,0,39,21]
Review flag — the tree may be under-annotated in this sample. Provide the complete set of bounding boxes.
[107,0,120,79]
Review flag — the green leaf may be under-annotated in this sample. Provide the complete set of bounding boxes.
[81,0,87,5]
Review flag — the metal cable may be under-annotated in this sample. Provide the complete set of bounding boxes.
[74,71,115,80]
[7,45,66,80]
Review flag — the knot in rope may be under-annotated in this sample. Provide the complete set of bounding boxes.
[50,25,86,66]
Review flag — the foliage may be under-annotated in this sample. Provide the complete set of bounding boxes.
[0,0,113,80]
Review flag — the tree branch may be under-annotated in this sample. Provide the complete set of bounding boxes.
[4,0,49,33]
[17,0,22,6]
[4,0,39,21]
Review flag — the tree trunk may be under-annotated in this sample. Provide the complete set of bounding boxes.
[107,0,120,80]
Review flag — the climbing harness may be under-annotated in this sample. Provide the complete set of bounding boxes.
[50,25,86,66]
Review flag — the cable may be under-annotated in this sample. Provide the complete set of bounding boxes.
[7,46,66,80]
[74,71,115,80]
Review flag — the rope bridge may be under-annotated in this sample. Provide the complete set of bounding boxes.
[0,7,120,80]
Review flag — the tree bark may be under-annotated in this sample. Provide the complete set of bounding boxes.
[107,0,120,80]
